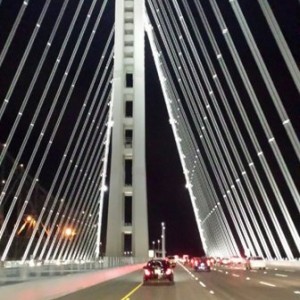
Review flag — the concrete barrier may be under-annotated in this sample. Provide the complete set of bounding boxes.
[267,260,300,270]
[0,263,144,300]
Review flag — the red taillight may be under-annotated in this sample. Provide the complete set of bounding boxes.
[166,268,172,275]
[144,269,151,276]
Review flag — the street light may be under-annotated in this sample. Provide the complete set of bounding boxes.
[152,240,156,257]
[161,222,166,258]
[157,239,160,257]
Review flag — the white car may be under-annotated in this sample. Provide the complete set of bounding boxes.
[246,256,266,270]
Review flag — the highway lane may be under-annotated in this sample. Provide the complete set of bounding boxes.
[186,264,300,300]
[55,263,300,300]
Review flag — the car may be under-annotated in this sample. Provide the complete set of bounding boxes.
[167,255,177,268]
[246,256,266,270]
[182,254,189,265]
[220,257,231,266]
[231,256,246,265]
[193,257,211,272]
[143,259,174,284]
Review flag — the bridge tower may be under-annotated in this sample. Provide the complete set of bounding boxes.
[105,0,149,258]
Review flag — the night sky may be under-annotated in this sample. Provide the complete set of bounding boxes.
[145,42,203,257]
[0,0,299,258]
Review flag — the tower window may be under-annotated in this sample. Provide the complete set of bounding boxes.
[125,129,133,148]
[126,73,133,87]
[124,196,132,224]
[124,159,132,185]
[125,101,133,117]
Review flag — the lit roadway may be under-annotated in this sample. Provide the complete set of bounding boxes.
[55,263,300,300]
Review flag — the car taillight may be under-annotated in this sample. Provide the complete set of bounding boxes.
[166,268,172,275]
[144,269,151,276]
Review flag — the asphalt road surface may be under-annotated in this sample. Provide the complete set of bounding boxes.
[55,263,300,300]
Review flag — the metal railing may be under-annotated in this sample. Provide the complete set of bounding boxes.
[0,256,146,285]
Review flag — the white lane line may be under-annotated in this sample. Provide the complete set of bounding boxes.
[199,281,206,287]
[275,273,288,278]
[246,277,250,280]
[218,269,224,273]
[232,273,240,277]
[284,270,295,273]
[259,281,276,287]
[294,291,300,294]
[209,290,215,294]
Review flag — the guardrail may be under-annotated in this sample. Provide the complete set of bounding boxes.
[0,263,146,300]
[0,256,146,284]
[266,259,300,269]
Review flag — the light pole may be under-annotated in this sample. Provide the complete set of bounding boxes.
[152,240,156,257]
[157,239,160,257]
[161,222,166,258]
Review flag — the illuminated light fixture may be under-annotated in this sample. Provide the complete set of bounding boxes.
[185,182,193,189]
[282,119,290,125]
[107,120,114,128]
[169,118,176,125]
[222,28,228,34]
[64,227,76,237]
[268,137,275,143]
[26,215,33,222]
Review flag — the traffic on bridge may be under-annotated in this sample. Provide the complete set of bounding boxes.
[55,257,300,300]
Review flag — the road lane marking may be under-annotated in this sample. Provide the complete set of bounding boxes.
[121,282,143,300]
[246,277,250,280]
[232,273,240,277]
[209,290,215,294]
[199,281,206,287]
[294,291,300,294]
[259,281,276,287]
[275,273,288,277]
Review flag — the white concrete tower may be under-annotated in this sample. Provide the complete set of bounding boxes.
[106,0,149,258]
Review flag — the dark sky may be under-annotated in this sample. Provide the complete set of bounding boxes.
[145,37,203,256]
